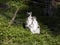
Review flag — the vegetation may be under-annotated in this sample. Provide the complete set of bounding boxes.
[0,0,60,45]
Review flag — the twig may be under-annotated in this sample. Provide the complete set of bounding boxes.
[8,8,19,27]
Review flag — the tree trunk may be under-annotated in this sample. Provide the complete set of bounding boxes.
[43,0,57,16]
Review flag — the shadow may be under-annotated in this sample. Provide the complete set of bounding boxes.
[39,16,60,36]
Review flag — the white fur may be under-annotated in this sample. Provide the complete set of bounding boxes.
[29,17,40,34]
[26,12,40,34]
[26,12,33,27]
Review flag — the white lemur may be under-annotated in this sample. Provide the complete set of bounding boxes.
[25,12,40,34]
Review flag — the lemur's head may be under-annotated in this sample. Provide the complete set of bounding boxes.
[27,12,32,17]
[32,16,36,20]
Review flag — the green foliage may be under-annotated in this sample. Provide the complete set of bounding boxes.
[0,0,29,17]
[7,0,28,9]
[0,14,60,45]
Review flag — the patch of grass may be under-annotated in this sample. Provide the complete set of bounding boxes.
[0,14,60,45]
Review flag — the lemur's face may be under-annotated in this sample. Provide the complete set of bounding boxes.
[26,12,32,17]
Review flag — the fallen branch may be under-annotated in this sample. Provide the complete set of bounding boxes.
[8,8,19,27]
